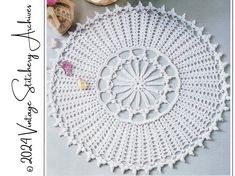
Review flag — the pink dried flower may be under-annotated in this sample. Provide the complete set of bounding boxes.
[47,0,57,6]
[59,60,73,76]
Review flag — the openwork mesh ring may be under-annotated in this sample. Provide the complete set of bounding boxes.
[48,2,230,174]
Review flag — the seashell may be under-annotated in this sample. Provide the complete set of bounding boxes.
[78,78,88,90]
[86,0,117,6]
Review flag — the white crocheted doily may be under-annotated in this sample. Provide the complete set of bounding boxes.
[48,2,230,174]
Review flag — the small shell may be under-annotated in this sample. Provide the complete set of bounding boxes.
[78,78,88,90]
[86,0,117,6]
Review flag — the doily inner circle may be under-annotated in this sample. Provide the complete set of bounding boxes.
[97,47,180,124]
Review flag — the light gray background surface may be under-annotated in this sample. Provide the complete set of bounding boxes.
[47,0,230,175]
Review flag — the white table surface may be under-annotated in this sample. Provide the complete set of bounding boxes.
[47,0,230,175]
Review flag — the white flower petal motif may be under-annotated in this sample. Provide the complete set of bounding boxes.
[97,48,180,124]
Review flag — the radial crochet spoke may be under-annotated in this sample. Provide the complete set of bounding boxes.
[140,62,149,77]
[142,66,157,80]
[144,74,162,82]
[140,91,150,106]
[145,86,162,94]
[114,81,131,86]
[118,88,134,102]
[134,60,140,76]
[114,86,131,94]
[122,67,135,80]
[113,84,130,87]
[126,90,137,106]
[145,81,163,86]
[126,61,137,78]
[143,89,156,104]
[115,75,132,83]
[135,90,141,108]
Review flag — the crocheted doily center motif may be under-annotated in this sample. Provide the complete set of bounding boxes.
[97,48,180,124]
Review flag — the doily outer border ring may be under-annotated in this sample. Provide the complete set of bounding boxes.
[47,2,230,174]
